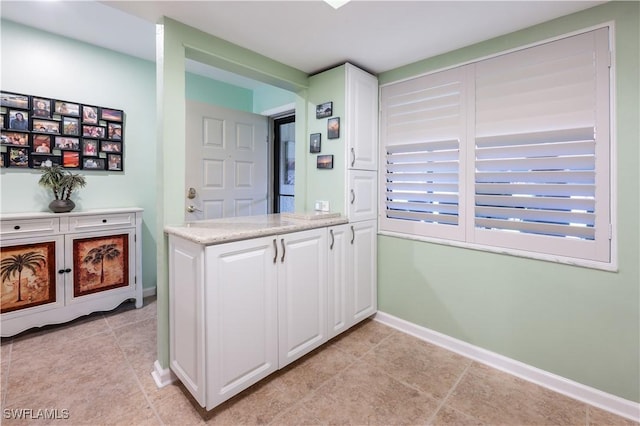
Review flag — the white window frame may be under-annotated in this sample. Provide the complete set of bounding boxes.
[379,24,617,271]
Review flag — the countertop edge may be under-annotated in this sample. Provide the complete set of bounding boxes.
[164,215,349,246]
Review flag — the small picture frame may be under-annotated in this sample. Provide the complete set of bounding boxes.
[82,125,105,138]
[0,92,29,109]
[107,122,122,140]
[55,136,80,150]
[8,110,29,131]
[81,105,99,124]
[32,118,60,134]
[107,153,122,171]
[62,116,80,136]
[0,114,5,129]
[317,154,334,169]
[54,100,80,117]
[82,139,99,156]
[327,117,340,139]
[100,108,123,122]
[101,141,121,153]
[316,101,333,119]
[62,151,80,168]
[309,133,321,153]
[8,147,29,168]
[31,155,60,168]
[1,131,29,146]
[83,157,105,170]
[0,152,6,168]
[32,134,52,153]
[32,97,52,118]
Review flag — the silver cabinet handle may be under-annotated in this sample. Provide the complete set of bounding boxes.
[350,226,355,245]
[280,238,286,263]
[350,189,355,204]
[273,239,278,264]
[350,147,355,167]
[330,229,335,250]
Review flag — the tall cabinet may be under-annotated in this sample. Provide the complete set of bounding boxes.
[328,63,378,339]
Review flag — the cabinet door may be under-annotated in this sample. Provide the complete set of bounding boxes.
[349,220,378,324]
[169,235,206,407]
[0,235,65,336]
[206,236,278,409]
[327,224,350,339]
[347,170,377,222]
[278,228,327,367]
[346,63,379,171]
[64,229,136,305]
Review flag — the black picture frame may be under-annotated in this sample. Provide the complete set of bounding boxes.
[327,117,340,139]
[309,133,321,153]
[107,122,123,141]
[0,91,29,109]
[32,134,52,154]
[0,152,6,168]
[1,130,29,146]
[8,110,29,131]
[81,105,99,124]
[32,97,52,119]
[32,118,60,134]
[62,116,80,136]
[55,136,80,150]
[101,140,122,153]
[0,114,5,129]
[100,108,123,122]
[317,154,334,169]
[107,153,122,171]
[82,139,99,156]
[316,101,333,119]
[82,124,105,138]
[54,100,80,117]
[8,146,29,168]
[83,157,105,170]
[62,150,80,169]
[31,155,60,169]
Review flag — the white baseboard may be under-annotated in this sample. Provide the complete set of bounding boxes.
[143,286,157,298]
[151,360,176,388]
[374,311,640,423]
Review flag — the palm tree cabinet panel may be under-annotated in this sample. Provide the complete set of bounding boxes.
[0,208,143,337]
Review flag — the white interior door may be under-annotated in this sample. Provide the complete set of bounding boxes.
[186,100,268,220]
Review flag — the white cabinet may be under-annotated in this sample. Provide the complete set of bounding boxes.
[168,227,327,410]
[347,170,378,222]
[0,208,143,337]
[327,220,377,339]
[346,63,379,171]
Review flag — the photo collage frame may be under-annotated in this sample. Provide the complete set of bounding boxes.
[0,91,124,171]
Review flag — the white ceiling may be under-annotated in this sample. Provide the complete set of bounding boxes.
[1,0,606,89]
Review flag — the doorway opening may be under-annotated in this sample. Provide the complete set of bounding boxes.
[273,114,295,213]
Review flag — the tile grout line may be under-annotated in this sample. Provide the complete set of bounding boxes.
[424,359,474,425]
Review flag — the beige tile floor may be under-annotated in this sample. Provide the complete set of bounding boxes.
[1,296,637,426]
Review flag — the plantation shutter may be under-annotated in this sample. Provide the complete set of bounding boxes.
[380,67,467,241]
[473,28,610,261]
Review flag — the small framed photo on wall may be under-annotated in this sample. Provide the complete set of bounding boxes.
[32,97,52,118]
[317,154,334,169]
[316,101,333,119]
[82,105,99,124]
[54,100,80,117]
[107,153,122,171]
[327,117,340,139]
[100,108,123,122]
[309,133,321,153]
[32,134,52,154]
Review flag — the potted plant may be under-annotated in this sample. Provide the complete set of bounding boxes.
[38,165,87,213]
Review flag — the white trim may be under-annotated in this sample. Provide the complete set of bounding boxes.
[151,360,176,388]
[260,102,295,117]
[374,311,640,423]
[142,286,157,298]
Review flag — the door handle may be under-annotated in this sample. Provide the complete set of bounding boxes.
[273,239,278,264]
[330,229,335,250]
[350,189,355,204]
[350,226,355,245]
[280,238,286,263]
[186,205,202,213]
[350,147,355,167]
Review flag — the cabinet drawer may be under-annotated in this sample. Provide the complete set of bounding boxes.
[68,213,135,231]
[1,218,59,237]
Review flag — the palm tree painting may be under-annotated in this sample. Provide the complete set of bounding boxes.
[1,242,56,313]
[73,234,129,297]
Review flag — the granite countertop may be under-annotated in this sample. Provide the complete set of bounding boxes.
[164,212,348,245]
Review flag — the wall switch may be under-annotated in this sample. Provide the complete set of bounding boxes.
[314,200,330,212]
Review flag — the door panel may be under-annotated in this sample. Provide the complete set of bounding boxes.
[186,101,268,220]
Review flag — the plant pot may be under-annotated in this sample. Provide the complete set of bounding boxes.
[49,199,75,213]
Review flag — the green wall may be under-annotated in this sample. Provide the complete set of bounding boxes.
[0,19,159,291]
[378,1,639,402]
[186,73,253,112]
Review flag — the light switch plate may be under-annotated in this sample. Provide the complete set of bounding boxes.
[314,200,330,212]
